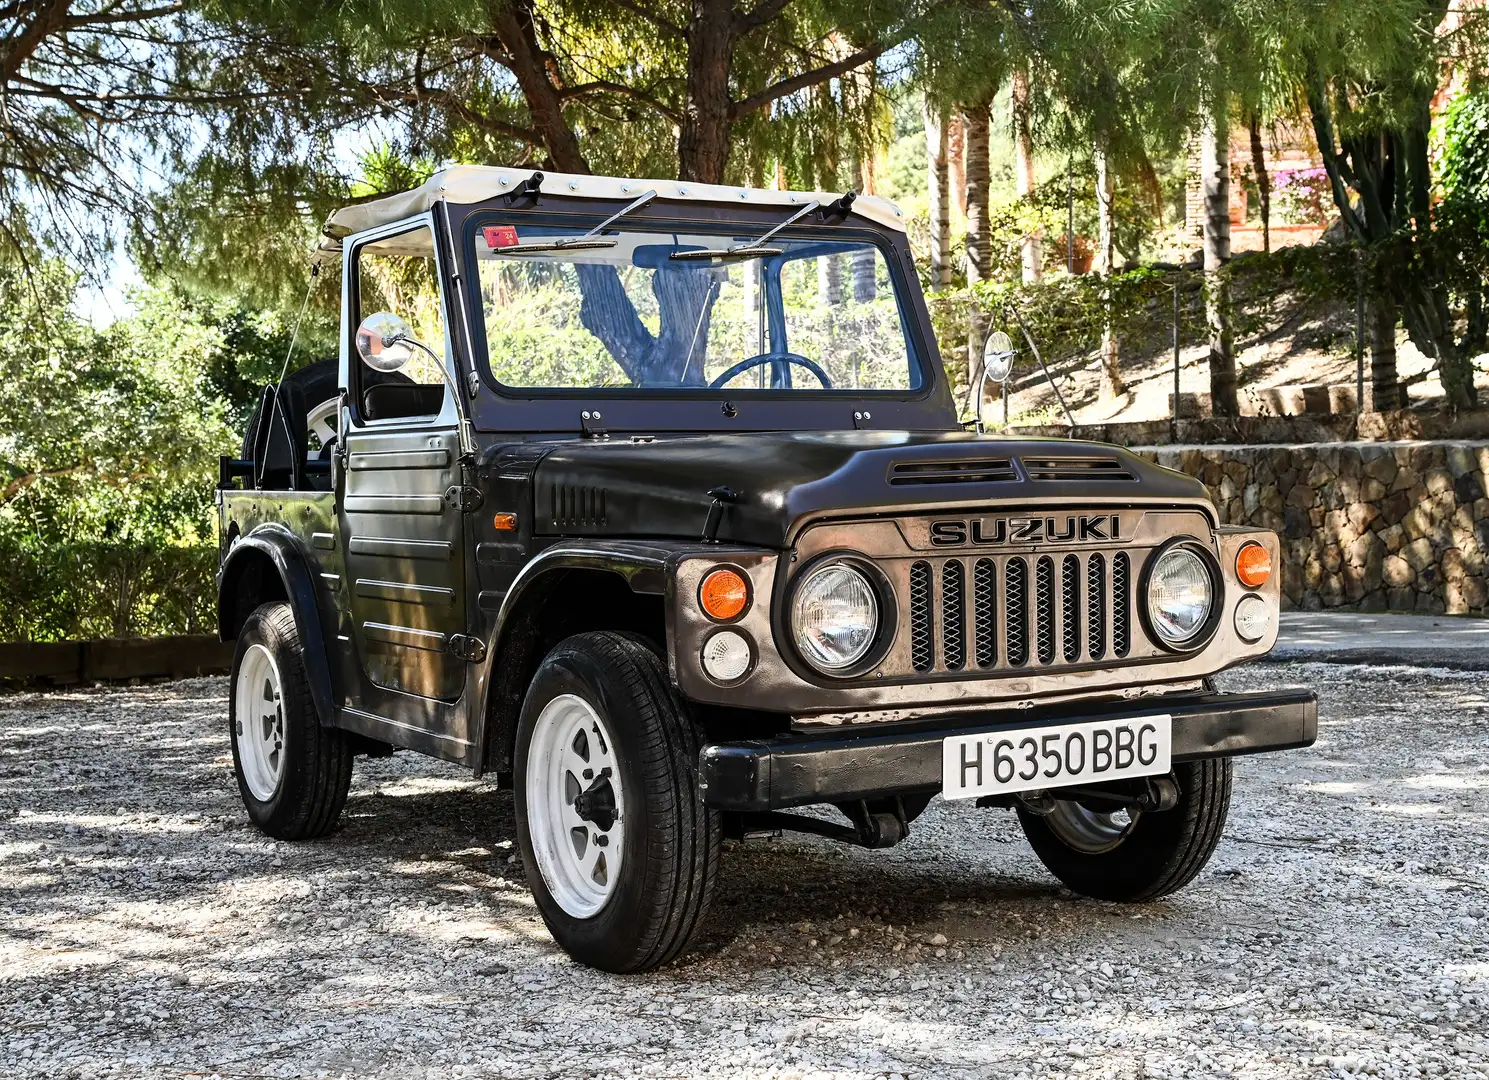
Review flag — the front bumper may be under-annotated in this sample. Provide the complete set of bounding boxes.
[698,688,1317,812]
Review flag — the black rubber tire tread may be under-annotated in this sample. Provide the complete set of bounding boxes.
[514,631,720,973]
[240,359,338,458]
[229,602,354,840]
[1016,757,1233,902]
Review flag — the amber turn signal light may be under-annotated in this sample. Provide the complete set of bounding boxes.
[1236,542,1272,588]
[700,568,749,621]
[493,512,518,532]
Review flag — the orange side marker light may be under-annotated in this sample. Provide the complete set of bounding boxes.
[493,512,518,532]
[700,568,749,621]
[1236,542,1272,588]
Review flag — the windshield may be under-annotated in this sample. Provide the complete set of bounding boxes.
[470,222,923,393]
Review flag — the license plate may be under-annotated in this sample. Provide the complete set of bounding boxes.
[941,715,1172,801]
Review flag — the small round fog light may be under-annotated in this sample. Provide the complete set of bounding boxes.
[1234,593,1272,643]
[701,630,752,682]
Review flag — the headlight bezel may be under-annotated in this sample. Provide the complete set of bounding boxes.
[1140,537,1224,653]
[783,554,896,679]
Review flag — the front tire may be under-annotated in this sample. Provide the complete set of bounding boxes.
[514,632,720,972]
[229,602,354,840]
[1016,758,1233,901]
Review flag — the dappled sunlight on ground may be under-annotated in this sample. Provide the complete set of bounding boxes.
[0,664,1485,1078]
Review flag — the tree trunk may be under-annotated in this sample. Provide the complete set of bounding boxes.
[489,0,589,173]
[850,156,877,302]
[1367,292,1400,411]
[1202,102,1238,417]
[1012,66,1041,284]
[947,114,967,231]
[678,0,735,183]
[963,103,992,421]
[1248,115,1270,254]
[1094,144,1124,400]
[924,96,951,291]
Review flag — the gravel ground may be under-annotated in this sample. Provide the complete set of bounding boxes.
[2,662,1487,1080]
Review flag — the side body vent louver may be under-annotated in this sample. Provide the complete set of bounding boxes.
[549,484,608,528]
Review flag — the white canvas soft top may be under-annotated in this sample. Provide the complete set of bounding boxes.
[314,165,907,261]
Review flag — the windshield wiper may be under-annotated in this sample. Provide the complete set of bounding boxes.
[493,189,658,255]
[669,200,820,261]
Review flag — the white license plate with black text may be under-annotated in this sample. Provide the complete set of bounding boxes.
[941,715,1172,801]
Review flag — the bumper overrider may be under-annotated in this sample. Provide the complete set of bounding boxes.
[698,688,1317,812]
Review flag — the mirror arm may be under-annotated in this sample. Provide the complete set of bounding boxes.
[397,336,479,462]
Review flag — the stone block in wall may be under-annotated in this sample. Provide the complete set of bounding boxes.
[1402,537,1436,572]
[1383,555,1414,588]
[1380,524,1405,553]
[1455,472,1485,504]
[1387,587,1416,611]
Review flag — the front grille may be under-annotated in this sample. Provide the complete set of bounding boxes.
[903,549,1138,675]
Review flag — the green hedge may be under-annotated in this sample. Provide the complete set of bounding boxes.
[0,540,218,642]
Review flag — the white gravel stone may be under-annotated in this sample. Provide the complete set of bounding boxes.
[1,662,1487,1078]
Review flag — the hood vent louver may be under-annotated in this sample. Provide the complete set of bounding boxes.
[1019,456,1135,482]
[889,458,1017,486]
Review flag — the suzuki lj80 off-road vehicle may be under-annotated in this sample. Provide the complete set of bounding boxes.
[217,167,1316,972]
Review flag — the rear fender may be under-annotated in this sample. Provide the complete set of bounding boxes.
[218,526,338,727]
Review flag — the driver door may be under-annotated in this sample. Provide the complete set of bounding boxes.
[337,222,469,703]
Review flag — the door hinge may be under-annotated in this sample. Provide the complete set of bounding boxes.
[443,484,484,512]
[447,634,487,663]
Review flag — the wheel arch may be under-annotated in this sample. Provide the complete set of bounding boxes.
[472,543,677,780]
[218,526,339,727]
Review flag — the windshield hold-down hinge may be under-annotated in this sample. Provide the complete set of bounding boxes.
[447,634,487,663]
[580,410,609,438]
[443,484,485,513]
[852,410,875,430]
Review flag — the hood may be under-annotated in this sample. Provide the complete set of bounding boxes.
[525,430,1210,548]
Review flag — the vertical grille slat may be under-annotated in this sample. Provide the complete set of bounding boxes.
[1034,556,1056,666]
[1087,553,1107,661]
[909,561,934,672]
[1004,558,1028,666]
[1113,551,1132,658]
[941,561,965,671]
[973,558,996,668]
[1061,554,1080,663]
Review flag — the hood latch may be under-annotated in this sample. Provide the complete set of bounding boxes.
[702,486,740,542]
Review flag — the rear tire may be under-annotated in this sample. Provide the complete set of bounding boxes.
[1016,758,1233,901]
[514,632,720,972]
[229,602,354,840]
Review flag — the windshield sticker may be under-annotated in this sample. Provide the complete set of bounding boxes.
[482,225,519,249]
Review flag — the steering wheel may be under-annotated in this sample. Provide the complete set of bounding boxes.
[708,351,833,390]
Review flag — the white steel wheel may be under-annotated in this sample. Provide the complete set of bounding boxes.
[524,693,626,919]
[233,642,285,801]
[1043,800,1139,855]
[305,396,339,452]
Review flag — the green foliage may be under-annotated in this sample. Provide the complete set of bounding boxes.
[0,266,274,641]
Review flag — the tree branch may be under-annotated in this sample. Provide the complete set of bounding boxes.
[728,41,889,120]
[733,0,793,34]
[559,79,680,121]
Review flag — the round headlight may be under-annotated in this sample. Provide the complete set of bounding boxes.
[1146,546,1214,648]
[791,563,879,673]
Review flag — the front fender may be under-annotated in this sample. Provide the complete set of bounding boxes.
[218,526,339,728]
[469,538,757,778]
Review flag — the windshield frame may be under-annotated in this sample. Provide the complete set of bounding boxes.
[445,195,957,433]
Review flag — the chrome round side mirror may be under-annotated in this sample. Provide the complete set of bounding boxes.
[983,330,1015,384]
[355,311,415,372]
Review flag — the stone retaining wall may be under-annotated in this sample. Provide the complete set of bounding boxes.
[1137,441,1489,614]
